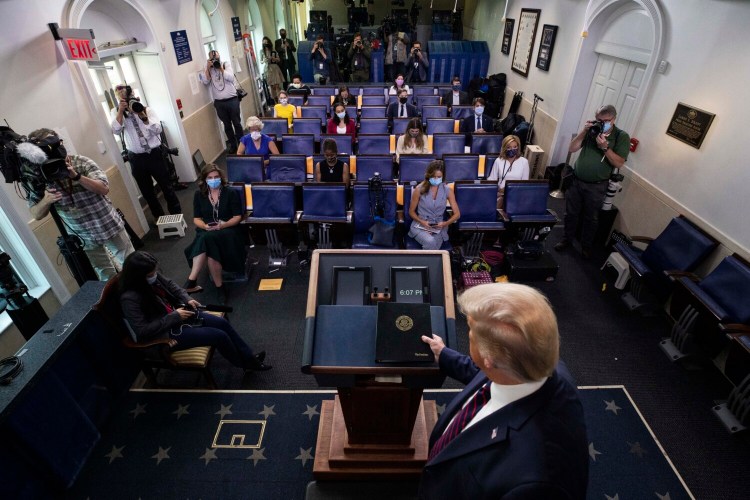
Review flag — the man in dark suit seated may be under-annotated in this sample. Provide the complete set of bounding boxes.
[420,282,589,500]
[460,97,494,140]
[441,75,470,115]
[386,88,418,130]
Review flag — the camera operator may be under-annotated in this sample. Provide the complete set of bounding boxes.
[197,50,243,153]
[405,40,429,84]
[347,33,371,83]
[274,28,297,86]
[309,35,330,85]
[111,84,181,220]
[17,128,134,280]
[555,104,630,259]
[384,31,408,83]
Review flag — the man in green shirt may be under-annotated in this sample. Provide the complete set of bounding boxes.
[555,105,630,259]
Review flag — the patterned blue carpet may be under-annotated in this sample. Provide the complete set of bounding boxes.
[67,387,692,499]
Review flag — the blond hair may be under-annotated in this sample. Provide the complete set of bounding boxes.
[245,116,264,131]
[457,283,559,381]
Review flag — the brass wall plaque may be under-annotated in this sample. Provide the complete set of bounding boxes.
[666,102,715,149]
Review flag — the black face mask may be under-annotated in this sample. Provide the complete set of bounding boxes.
[281,34,286,40]
[399,97,408,104]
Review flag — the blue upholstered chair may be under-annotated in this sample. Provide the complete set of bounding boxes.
[426,118,456,135]
[361,87,387,95]
[293,118,323,142]
[306,95,332,114]
[300,183,350,249]
[362,95,387,106]
[417,95,441,115]
[226,155,264,183]
[359,118,389,135]
[267,155,307,182]
[453,181,505,258]
[288,96,305,107]
[355,154,394,181]
[392,118,411,136]
[357,135,391,155]
[282,134,314,155]
[300,106,327,127]
[387,95,414,106]
[470,134,502,154]
[399,155,436,183]
[360,106,387,119]
[444,154,480,181]
[345,105,358,122]
[247,183,297,266]
[502,180,559,243]
[421,105,448,121]
[311,86,337,96]
[615,216,718,310]
[450,105,473,121]
[402,183,451,250]
[319,134,353,155]
[412,86,436,98]
[262,118,290,137]
[351,183,398,249]
[432,133,466,157]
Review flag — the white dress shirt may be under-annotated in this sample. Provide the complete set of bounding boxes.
[111,107,162,154]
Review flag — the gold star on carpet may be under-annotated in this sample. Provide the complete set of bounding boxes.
[259,404,276,419]
[628,441,647,458]
[247,447,267,466]
[199,447,218,465]
[295,447,314,467]
[215,404,233,418]
[588,442,602,461]
[436,403,446,416]
[173,404,190,419]
[655,492,671,500]
[105,445,125,464]
[302,404,320,421]
[151,446,171,465]
[129,402,147,419]
[604,399,622,415]
[605,494,620,500]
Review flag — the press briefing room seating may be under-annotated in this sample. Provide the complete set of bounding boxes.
[309,154,351,180]
[247,183,297,267]
[262,118,290,137]
[417,95,441,114]
[501,180,559,243]
[93,274,218,389]
[345,105,358,121]
[288,96,305,107]
[226,155,265,183]
[399,155,437,183]
[660,253,750,363]
[360,106,387,119]
[412,85,437,98]
[426,118,457,135]
[357,135,392,155]
[293,118,323,142]
[359,118,389,135]
[392,117,411,136]
[387,95,414,106]
[450,105,474,121]
[614,216,718,311]
[319,134,353,155]
[421,105,448,121]
[311,86,337,96]
[453,181,505,259]
[432,133,466,157]
[282,134,315,155]
[267,155,307,182]
[362,94,387,106]
[443,154,480,181]
[470,133,502,154]
[355,154,394,181]
[361,87,386,95]
[307,95,332,113]
[300,183,349,249]
[300,105,328,127]
[351,183,398,249]
[402,183,452,250]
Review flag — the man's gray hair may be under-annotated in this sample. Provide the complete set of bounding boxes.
[597,104,617,118]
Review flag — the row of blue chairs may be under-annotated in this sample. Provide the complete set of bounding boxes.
[227,152,504,184]
[265,117,466,138]
[303,85,455,97]
[286,104,474,125]
[288,94,443,110]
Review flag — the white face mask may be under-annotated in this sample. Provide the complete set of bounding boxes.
[146,274,158,285]
[279,98,288,105]
[250,131,262,141]
[474,106,484,115]
[336,112,346,119]
[291,83,301,88]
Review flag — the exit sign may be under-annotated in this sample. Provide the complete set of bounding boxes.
[51,26,100,62]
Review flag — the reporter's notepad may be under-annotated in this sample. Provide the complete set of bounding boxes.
[258,279,283,291]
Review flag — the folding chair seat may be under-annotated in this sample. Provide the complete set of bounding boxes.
[392,118,411,136]
[267,155,307,182]
[417,95,441,114]
[360,106,387,119]
[306,95,332,114]
[320,134,353,155]
[355,154,394,181]
[352,183,398,249]
[426,118,456,135]
[502,180,559,243]
[359,119,389,135]
[262,118,290,137]
[454,181,505,259]
[293,118,323,142]
[399,155,437,183]
[361,87,387,95]
[356,135,391,155]
[421,105,448,122]
[614,216,718,310]
[300,183,350,249]
[401,183,451,250]
[247,183,297,267]
[444,154,480,181]
[226,155,264,183]
[451,105,473,121]
[345,105,359,122]
[288,96,305,107]
[432,133,466,157]
[300,106,327,127]
[362,95,387,106]
[282,134,314,155]
[470,134,502,154]
[311,87,337,96]
[412,86,436,98]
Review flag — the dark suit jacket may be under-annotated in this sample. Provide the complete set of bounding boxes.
[460,114,494,140]
[441,90,470,108]
[405,52,430,82]
[387,101,418,122]
[419,348,589,500]
[274,38,297,66]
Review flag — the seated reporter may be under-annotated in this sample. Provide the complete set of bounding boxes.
[120,251,270,371]
[237,116,280,169]
[315,138,350,183]
[460,97,494,141]
[419,283,588,499]
[387,88,418,128]
[183,165,245,303]
[486,134,529,208]
[326,103,356,144]
[395,117,429,163]
[408,160,460,250]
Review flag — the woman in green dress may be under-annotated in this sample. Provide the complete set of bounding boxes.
[184,164,245,302]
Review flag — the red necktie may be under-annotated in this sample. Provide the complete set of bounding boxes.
[429,381,492,460]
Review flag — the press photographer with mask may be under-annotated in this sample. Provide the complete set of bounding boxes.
[198,50,243,153]
[17,128,134,280]
[111,84,181,220]
[309,35,330,84]
[347,33,371,83]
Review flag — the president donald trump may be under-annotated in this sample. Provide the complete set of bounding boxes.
[420,283,588,499]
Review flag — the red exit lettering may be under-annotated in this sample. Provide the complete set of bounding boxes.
[66,38,97,60]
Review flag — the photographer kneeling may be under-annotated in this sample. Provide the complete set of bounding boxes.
[111,84,181,220]
[18,128,134,280]
[120,251,270,372]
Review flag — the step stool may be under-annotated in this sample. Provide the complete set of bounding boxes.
[156,214,187,239]
[601,251,631,290]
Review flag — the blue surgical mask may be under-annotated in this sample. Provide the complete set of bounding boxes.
[602,121,613,133]
[336,112,346,119]
[474,106,484,115]
[429,177,442,186]
[146,274,158,285]
[207,178,222,189]
[506,148,519,158]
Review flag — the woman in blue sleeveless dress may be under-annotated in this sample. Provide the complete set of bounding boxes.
[407,160,461,250]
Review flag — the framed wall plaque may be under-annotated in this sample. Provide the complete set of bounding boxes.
[535,24,558,71]
[501,18,515,55]
[666,102,716,149]
[511,8,541,77]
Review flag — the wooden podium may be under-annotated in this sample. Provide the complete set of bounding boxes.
[301,250,456,479]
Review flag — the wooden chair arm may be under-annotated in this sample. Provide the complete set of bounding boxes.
[720,323,750,335]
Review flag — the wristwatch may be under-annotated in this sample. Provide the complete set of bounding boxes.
[72,172,82,181]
